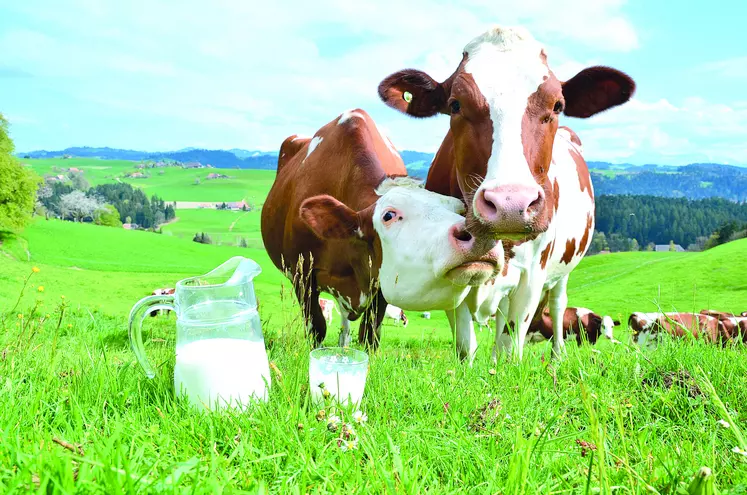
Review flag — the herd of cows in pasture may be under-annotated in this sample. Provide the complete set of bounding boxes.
[149,25,747,363]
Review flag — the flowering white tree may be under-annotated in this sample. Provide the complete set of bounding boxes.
[59,190,107,222]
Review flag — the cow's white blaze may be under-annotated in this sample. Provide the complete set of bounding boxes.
[372,177,500,311]
[338,109,365,125]
[463,26,549,218]
[306,136,323,158]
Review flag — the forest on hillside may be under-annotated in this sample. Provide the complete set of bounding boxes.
[592,195,747,252]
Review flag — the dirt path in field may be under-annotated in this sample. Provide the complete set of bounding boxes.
[228,211,251,232]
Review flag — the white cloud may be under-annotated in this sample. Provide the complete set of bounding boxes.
[572,96,747,165]
[0,0,666,161]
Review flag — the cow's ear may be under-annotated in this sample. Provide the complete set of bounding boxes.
[300,195,366,240]
[562,66,635,118]
[378,69,451,118]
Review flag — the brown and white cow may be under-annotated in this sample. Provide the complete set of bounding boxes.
[628,312,729,348]
[148,288,175,317]
[261,108,504,349]
[699,309,747,342]
[384,304,409,327]
[378,25,634,362]
[527,307,619,345]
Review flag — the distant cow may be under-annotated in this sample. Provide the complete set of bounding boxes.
[148,288,175,317]
[261,108,503,349]
[699,310,747,342]
[378,25,634,363]
[628,312,728,348]
[526,307,619,345]
[383,305,408,327]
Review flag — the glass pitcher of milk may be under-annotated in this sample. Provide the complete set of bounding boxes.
[128,256,271,411]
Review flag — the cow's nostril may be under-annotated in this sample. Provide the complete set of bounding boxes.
[454,229,473,243]
[479,190,498,215]
[527,192,543,212]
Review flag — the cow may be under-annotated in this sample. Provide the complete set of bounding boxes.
[383,305,409,327]
[699,309,747,342]
[628,312,729,349]
[377,25,635,363]
[261,108,504,350]
[148,288,175,317]
[526,307,619,345]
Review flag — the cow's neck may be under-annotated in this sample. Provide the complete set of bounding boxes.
[425,130,463,200]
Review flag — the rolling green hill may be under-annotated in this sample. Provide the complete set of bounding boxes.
[23,158,276,202]
[3,218,746,344]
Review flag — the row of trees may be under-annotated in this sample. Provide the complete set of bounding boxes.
[35,178,175,229]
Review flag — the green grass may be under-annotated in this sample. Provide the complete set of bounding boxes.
[1,271,747,493]
[161,209,264,248]
[2,193,747,491]
[22,158,276,202]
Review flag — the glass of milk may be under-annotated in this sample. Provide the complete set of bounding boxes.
[128,256,271,412]
[309,347,369,407]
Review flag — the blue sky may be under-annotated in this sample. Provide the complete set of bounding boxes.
[1,1,746,165]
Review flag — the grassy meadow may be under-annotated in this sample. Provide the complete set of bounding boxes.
[1,159,747,493]
[22,158,276,203]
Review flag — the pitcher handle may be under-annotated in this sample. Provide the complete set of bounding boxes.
[128,295,175,379]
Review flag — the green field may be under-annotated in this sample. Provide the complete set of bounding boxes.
[23,158,276,203]
[161,209,264,248]
[2,162,747,492]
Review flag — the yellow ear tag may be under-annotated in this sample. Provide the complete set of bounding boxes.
[403,91,413,103]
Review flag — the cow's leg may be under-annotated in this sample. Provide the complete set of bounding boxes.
[492,296,511,364]
[335,298,352,348]
[294,275,326,347]
[548,275,569,360]
[358,291,387,350]
[508,272,546,362]
[446,301,478,365]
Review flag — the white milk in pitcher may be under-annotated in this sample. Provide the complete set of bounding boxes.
[174,338,271,411]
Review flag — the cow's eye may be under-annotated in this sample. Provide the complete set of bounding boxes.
[450,100,461,114]
[382,210,396,223]
[553,101,564,114]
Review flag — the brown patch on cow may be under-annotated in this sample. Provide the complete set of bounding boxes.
[561,238,577,264]
[553,177,560,212]
[539,242,553,270]
[569,149,594,202]
[576,213,593,256]
[521,76,564,231]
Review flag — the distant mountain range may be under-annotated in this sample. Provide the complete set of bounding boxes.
[17,146,747,202]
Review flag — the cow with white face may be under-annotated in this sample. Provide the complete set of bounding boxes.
[378,25,635,362]
[262,108,504,350]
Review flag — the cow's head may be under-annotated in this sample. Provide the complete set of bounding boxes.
[601,315,620,340]
[378,26,635,240]
[299,177,504,311]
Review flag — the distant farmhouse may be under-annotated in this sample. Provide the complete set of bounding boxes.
[655,244,685,252]
[206,172,229,180]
